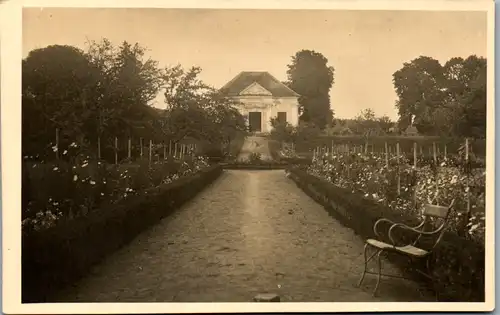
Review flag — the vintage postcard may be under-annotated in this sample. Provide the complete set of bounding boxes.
[1,0,495,313]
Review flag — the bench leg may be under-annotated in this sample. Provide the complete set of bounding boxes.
[426,257,440,302]
[373,250,384,297]
[357,243,379,287]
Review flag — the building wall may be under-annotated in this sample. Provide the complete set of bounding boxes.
[233,96,299,132]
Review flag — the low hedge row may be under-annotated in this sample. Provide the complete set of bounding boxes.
[286,167,485,302]
[22,165,223,303]
[221,162,288,170]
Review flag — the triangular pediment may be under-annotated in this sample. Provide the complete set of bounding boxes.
[239,82,273,96]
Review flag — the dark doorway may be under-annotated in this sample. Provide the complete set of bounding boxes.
[277,112,287,124]
[248,112,262,132]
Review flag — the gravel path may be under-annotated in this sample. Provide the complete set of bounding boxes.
[57,170,432,302]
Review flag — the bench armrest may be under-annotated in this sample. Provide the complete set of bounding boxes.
[373,218,396,238]
[388,223,442,246]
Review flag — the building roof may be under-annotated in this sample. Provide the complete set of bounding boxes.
[219,71,299,97]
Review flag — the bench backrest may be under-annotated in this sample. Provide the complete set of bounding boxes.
[423,204,451,219]
[421,199,456,250]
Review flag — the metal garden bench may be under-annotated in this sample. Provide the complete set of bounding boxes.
[356,199,456,299]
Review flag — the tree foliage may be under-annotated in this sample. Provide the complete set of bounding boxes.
[393,55,486,138]
[22,39,247,161]
[326,109,395,136]
[270,118,321,144]
[286,50,335,130]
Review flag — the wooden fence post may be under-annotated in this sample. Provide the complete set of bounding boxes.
[149,140,153,165]
[97,136,101,160]
[163,142,167,160]
[55,128,60,160]
[128,137,132,160]
[433,142,438,202]
[465,138,471,233]
[140,138,143,158]
[444,144,448,160]
[396,142,401,196]
[384,142,389,168]
[114,137,118,165]
[413,142,418,209]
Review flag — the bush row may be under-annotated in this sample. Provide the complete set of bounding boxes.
[22,165,223,303]
[286,167,485,302]
[221,162,288,170]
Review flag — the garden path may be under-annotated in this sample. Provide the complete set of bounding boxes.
[57,170,432,302]
[236,136,273,161]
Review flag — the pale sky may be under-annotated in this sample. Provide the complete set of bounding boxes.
[22,8,487,119]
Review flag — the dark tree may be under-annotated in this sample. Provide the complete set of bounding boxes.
[392,55,486,138]
[286,50,335,130]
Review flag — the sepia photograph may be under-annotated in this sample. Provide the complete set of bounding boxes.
[1,0,495,313]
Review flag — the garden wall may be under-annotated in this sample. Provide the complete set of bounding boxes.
[287,167,485,302]
[22,165,223,303]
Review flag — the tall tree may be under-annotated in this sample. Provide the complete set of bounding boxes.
[22,40,166,160]
[392,56,447,134]
[393,55,486,138]
[22,45,102,156]
[286,50,335,129]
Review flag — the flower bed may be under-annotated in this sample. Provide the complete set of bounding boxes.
[22,154,212,232]
[286,167,485,302]
[306,152,485,243]
[22,164,223,303]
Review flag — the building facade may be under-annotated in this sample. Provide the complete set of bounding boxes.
[219,71,300,133]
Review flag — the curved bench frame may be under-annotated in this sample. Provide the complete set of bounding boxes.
[356,199,456,300]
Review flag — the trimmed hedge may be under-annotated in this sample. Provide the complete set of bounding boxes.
[22,165,223,303]
[221,162,288,170]
[287,167,485,302]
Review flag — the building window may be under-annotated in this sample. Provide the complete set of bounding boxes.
[277,112,287,123]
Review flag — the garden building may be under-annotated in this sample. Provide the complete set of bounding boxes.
[219,71,300,133]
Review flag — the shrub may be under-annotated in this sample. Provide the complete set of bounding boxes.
[248,152,262,163]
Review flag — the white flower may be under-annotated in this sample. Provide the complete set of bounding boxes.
[53,167,59,171]
[63,150,68,155]
[90,180,96,185]
[73,175,78,181]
